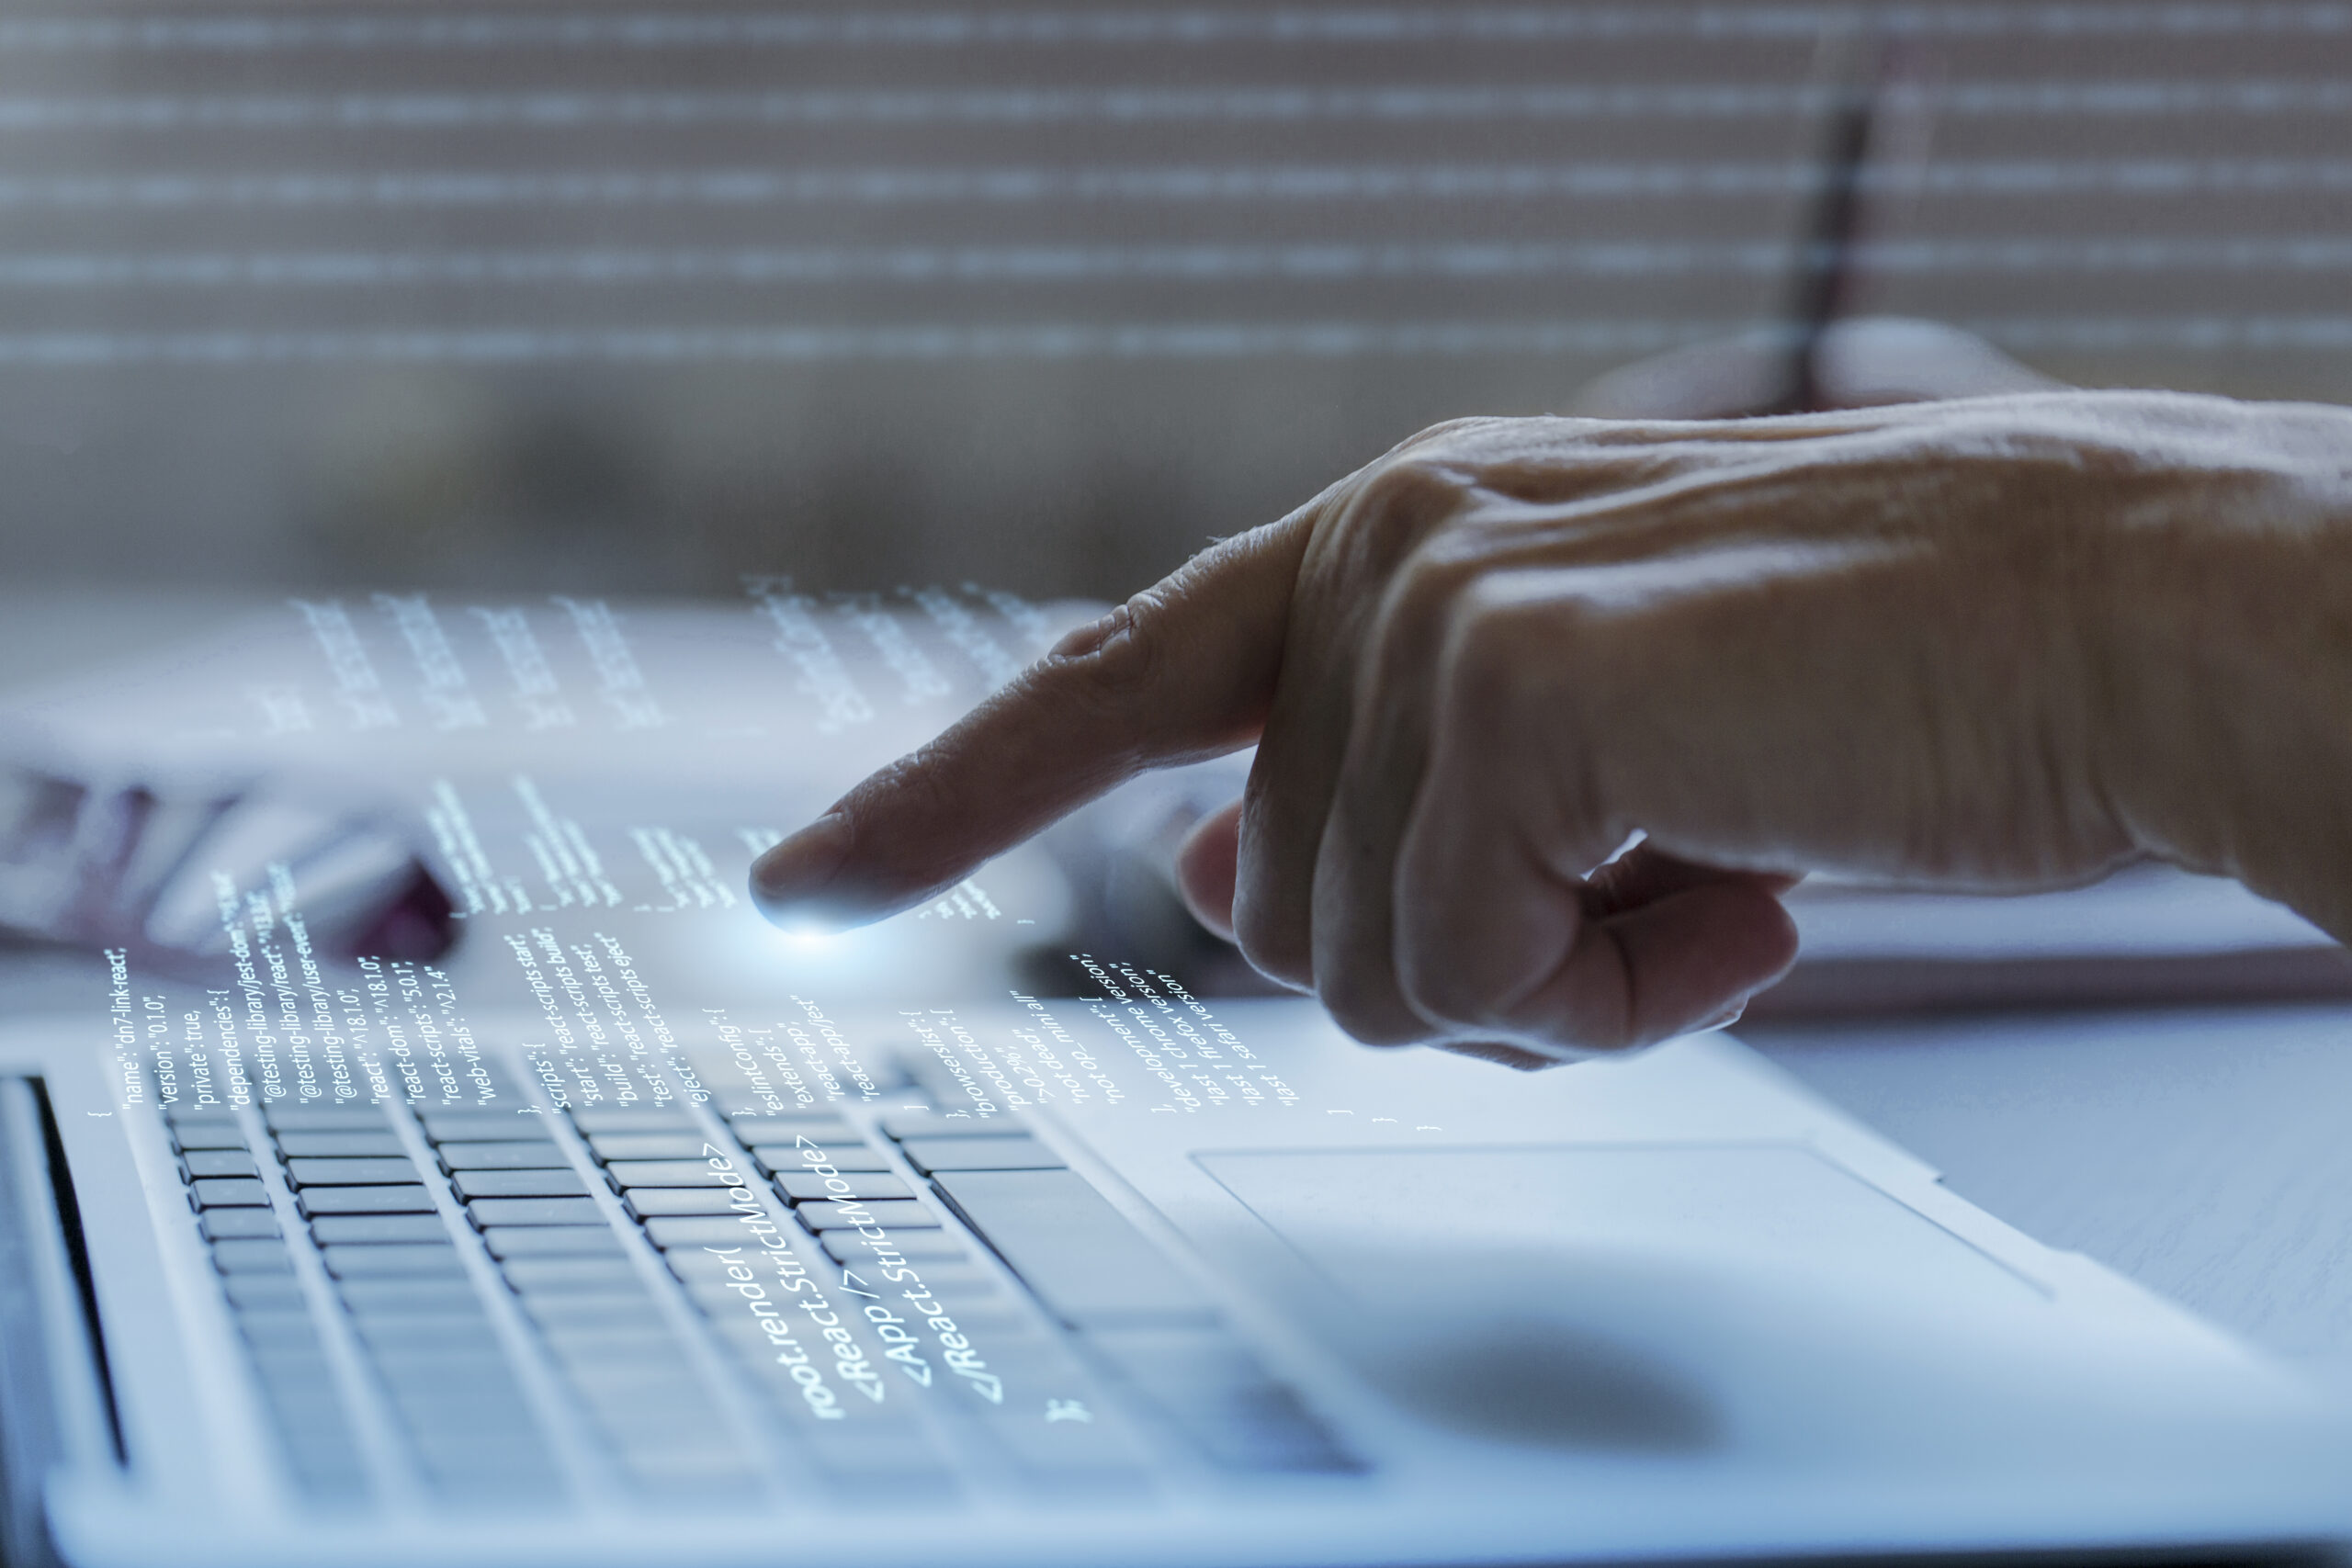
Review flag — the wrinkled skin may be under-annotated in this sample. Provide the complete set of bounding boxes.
[753,391,2352,1065]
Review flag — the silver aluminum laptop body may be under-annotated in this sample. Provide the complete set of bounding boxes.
[0,999,2346,1568]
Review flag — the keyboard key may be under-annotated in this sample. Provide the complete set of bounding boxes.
[170,1125,250,1151]
[451,1168,589,1200]
[166,1104,239,1126]
[970,1372,1152,1482]
[284,1457,370,1500]
[411,1419,560,1457]
[903,1300,1041,1348]
[750,1143,893,1175]
[582,1364,727,1414]
[192,1178,270,1208]
[421,1465,563,1505]
[311,1214,448,1245]
[641,1217,775,1249]
[380,1371,535,1411]
[258,1388,360,1442]
[520,1296,668,1331]
[900,1137,1067,1174]
[182,1150,258,1179]
[236,1309,323,1352]
[414,1436,560,1473]
[353,1316,492,1348]
[467,1197,605,1226]
[602,1160,742,1189]
[835,1261,1002,1303]
[662,1248,796,1283]
[821,1231,968,1266]
[371,1356,529,1396]
[200,1208,281,1241]
[384,1388,539,1436]
[929,1170,1216,1328]
[680,1280,786,1318]
[441,1141,580,1171]
[248,1351,340,1401]
[556,1351,703,1395]
[590,1409,737,1461]
[390,1401,542,1448]
[322,1244,466,1279]
[796,1200,939,1232]
[500,1256,644,1292]
[880,1112,1026,1142]
[357,1322,504,1358]
[573,1380,726,1427]
[481,1225,624,1259]
[584,1133,709,1161]
[421,1110,560,1142]
[621,1450,765,1495]
[625,1189,749,1219]
[699,1308,809,1357]
[775,1173,912,1203]
[1088,1328,1360,1472]
[210,1239,295,1273]
[343,1302,485,1333]
[381,1398,538,1444]
[728,1112,855,1140]
[298,1185,435,1216]
[799,1424,950,1485]
[263,1106,390,1131]
[224,1273,305,1309]
[570,1107,698,1134]
[274,1132,408,1158]
[507,1279,653,1316]
[261,1380,357,1449]
[285,1157,420,1186]
[336,1278,482,1313]
[538,1325,689,1368]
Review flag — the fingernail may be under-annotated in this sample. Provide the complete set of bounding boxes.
[1696,996,1750,1033]
[751,812,855,925]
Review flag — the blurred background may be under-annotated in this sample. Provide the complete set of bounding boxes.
[0,0,2346,603]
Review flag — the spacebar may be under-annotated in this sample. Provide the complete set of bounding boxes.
[928,1169,1216,1327]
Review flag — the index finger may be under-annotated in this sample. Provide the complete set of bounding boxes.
[750,515,1315,931]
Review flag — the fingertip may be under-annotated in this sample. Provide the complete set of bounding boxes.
[1614,877,1799,1042]
[750,811,871,931]
[1175,799,1244,942]
[1436,1040,1576,1072]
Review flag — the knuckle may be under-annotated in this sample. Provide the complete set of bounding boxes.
[1317,964,1433,1048]
[1387,414,1512,461]
[1230,890,1313,991]
[1395,945,1501,1036]
[1348,454,1476,531]
[1383,534,1489,643]
[1440,587,1551,718]
[861,746,963,827]
[1031,587,1178,736]
[1236,931,1315,995]
[1314,456,1479,588]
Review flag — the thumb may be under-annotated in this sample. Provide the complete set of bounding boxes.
[752,518,1313,930]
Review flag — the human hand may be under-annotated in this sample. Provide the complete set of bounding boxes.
[753,391,2352,1062]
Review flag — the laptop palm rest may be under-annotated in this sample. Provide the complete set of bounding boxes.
[1198,1145,2045,1454]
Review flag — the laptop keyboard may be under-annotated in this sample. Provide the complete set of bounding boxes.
[162,1089,1356,1507]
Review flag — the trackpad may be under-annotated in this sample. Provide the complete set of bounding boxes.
[1198,1145,2041,1452]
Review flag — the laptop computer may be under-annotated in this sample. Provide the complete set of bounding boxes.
[0,988,2344,1568]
